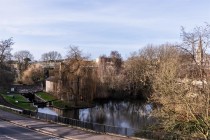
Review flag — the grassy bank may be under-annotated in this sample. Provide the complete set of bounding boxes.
[36,92,73,109]
[0,93,37,111]
[36,92,93,109]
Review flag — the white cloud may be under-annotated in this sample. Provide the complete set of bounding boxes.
[0,0,210,60]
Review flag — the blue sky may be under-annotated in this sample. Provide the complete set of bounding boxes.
[0,0,210,60]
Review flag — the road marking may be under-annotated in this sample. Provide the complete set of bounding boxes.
[0,135,17,140]
[47,138,62,140]
[42,127,57,132]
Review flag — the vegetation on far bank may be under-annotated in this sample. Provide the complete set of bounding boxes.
[0,93,36,111]
[36,92,92,109]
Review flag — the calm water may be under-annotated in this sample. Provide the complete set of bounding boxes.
[38,107,58,116]
[38,100,153,130]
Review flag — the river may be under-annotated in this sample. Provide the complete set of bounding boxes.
[38,100,154,130]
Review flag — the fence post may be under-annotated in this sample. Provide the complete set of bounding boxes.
[91,123,94,130]
[104,125,106,133]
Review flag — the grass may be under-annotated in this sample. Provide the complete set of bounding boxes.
[0,93,37,111]
[53,100,73,108]
[36,92,92,109]
[36,92,73,108]
[36,92,56,101]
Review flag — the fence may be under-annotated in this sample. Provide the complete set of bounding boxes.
[0,105,23,114]
[22,109,139,137]
[23,110,195,139]
[1,106,198,139]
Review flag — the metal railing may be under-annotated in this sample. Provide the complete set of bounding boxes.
[0,106,199,139]
[21,110,203,140]
[0,105,23,114]
[23,110,139,137]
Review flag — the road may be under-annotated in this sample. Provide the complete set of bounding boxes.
[0,119,61,140]
[0,109,135,140]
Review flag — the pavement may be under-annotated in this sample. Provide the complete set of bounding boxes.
[0,119,58,140]
[0,109,143,140]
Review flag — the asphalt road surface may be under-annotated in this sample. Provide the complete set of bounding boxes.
[0,119,61,140]
[0,109,133,140]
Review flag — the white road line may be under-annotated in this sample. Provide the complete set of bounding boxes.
[4,135,17,140]
[42,127,57,132]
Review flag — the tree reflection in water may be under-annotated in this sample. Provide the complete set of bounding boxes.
[39,100,154,130]
[79,100,153,129]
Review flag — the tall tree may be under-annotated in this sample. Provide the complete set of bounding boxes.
[0,38,13,66]
[96,51,123,97]
[13,50,34,80]
[179,24,210,139]
[110,51,122,73]
[55,46,97,106]
[151,24,210,139]
[123,45,157,99]
[0,38,14,88]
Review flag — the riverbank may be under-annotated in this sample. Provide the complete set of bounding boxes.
[36,92,94,109]
[0,92,36,111]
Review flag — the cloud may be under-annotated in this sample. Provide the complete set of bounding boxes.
[0,0,210,60]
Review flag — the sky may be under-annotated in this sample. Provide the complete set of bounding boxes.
[0,0,210,60]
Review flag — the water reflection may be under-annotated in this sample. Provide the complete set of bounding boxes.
[79,101,152,129]
[53,107,79,120]
[38,107,58,116]
[38,100,153,130]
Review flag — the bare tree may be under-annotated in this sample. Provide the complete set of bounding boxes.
[21,64,44,85]
[55,46,97,106]
[122,45,158,99]
[110,51,122,73]
[13,50,34,79]
[151,45,183,129]
[0,38,15,88]
[96,51,123,98]
[66,46,83,60]
[41,51,62,62]
[14,50,33,63]
[150,24,210,139]
[0,38,14,66]
[178,24,210,139]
